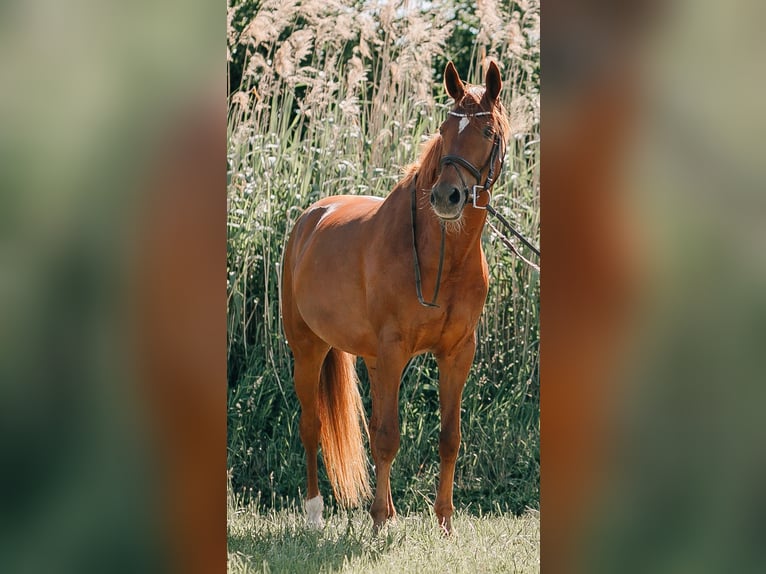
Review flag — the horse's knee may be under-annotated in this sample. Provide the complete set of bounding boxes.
[439,427,461,461]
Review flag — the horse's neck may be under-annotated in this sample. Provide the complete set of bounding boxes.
[422,212,485,270]
[405,183,486,271]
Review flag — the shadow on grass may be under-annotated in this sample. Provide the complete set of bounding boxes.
[228,515,404,574]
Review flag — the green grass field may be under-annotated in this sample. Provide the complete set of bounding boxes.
[228,502,539,574]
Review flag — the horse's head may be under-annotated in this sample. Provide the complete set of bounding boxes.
[430,61,508,221]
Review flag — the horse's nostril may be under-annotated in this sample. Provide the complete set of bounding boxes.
[449,188,461,204]
[430,191,436,205]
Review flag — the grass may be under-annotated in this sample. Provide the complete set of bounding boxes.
[228,500,539,574]
[227,0,540,517]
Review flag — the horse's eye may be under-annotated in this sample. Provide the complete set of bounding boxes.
[483,126,494,138]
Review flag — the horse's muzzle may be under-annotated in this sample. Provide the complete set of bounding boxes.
[430,183,465,220]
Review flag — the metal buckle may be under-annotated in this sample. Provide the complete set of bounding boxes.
[471,185,491,209]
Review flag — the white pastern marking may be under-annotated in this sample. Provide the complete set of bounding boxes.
[458,116,470,134]
[306,495,324,528]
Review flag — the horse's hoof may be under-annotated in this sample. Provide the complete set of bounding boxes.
[306,495,324,528]
[370,505,390,535]
[371,515,391,536]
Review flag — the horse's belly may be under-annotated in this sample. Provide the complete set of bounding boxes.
[292,248,378,356]
[297,294,378,356]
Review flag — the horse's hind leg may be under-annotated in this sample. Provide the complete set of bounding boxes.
[287,323,329,527]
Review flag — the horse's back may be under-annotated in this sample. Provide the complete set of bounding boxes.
[286,195,383,268]
[306,195,383,227]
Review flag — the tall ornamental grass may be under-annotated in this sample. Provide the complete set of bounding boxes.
[227,0,540,515]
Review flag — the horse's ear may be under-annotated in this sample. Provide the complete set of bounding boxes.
[444,61,465,102]
[485,61,502,103]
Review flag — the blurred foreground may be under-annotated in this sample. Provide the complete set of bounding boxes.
[543,0,766,572]
[0,1,223,573]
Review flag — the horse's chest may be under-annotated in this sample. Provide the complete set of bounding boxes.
[408,298,484,353]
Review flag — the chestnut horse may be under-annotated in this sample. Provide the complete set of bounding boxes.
[281,62,510,533]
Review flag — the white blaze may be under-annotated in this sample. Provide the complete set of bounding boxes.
[458,116,470,133]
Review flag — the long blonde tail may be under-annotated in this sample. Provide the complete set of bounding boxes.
[318,349,371,507]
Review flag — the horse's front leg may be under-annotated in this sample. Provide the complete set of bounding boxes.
[366,343,408,532]
[434,335,476,534]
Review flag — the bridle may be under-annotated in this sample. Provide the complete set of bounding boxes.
[439,110,505,211]
[440,110,541,269]
[410,109,505,308]
[410,107,539,308]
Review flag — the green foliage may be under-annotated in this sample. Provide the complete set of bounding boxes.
[227,0,539,516]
